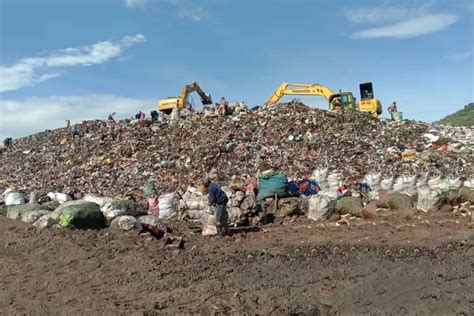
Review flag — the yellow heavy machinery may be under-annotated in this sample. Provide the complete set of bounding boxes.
[265,82,383,116]
[158,81,212,114]
[358,82,382,116]
[265,82,356,110]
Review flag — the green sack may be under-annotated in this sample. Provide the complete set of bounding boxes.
[59,214,73,227]
[55,201,104,229]
[279,203,298,217]
[257,172,289,201]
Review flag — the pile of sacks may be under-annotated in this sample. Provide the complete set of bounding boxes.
[181,185,251,232]
[1,102,472,201]
[2,169,473,237]
[306,168,474,221]
[1,189,173,236]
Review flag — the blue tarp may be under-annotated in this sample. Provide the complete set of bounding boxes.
[257,172,289,200]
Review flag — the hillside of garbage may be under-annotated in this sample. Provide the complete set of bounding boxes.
[1,102,472,200]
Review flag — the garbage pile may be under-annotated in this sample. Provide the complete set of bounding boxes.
[1,101,473,236]
[0,102,472,202]
[1,188,171,236]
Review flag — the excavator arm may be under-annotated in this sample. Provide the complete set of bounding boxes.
[265,82,335,106]
[181,81,213,106]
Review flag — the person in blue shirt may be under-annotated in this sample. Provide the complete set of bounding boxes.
[202,178,229,236]
[358,182,372,200]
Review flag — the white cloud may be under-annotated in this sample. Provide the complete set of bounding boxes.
[178,7,205,22]
[0,95,154,140]
[352,14,458,39]
[0,34,146,93]
[125,0,150,8]
[344,7,417,24]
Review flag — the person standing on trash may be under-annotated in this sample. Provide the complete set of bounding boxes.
[135,111,145,120]
[219,97,228,117]
[107,112,116,122]
[69,125,79,138]
[388,101,398,120]
[150,110,158,123]
[388,101,398,119]
[3,137,12,149]
[202,178,229,236]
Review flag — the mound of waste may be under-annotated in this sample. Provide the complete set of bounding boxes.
[0,102,472,200]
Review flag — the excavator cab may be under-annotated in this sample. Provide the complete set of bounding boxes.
[329,92,355,111]
[358,82,382,116]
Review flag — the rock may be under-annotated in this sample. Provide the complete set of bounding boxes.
[336,197,363,217]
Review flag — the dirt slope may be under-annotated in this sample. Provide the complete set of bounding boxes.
[1,216,472,315]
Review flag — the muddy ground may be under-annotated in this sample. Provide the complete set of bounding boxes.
[0,214,473,315]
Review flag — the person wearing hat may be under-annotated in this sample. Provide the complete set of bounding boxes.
[333,97,343,112]
[202,178,229,236]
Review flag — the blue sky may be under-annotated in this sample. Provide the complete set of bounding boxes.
[0,0,473,139]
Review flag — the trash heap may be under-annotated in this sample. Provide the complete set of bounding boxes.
[1,102,473,235]
[0,102,472,201]
[1,189,171,236]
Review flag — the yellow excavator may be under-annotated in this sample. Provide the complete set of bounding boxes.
[158,81,212,114]
[358,82,382,116]
[265,82,356,110]
[265,82,382,116]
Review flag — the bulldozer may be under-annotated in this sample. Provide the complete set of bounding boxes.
[158,81,212,114]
